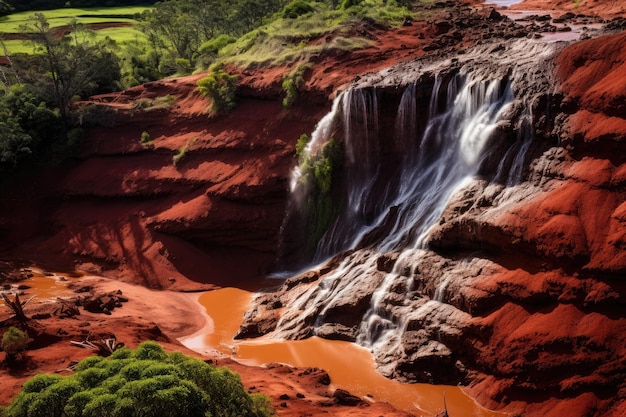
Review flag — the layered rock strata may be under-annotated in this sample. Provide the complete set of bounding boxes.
[238,32,626,417]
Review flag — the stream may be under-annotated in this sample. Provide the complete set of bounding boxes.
[180,287,507,417]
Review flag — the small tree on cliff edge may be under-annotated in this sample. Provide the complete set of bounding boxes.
[197,64,238,115]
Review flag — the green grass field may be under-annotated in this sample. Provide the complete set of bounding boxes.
[0,6,151,54]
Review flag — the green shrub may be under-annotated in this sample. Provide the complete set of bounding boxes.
[1,326,32,363]
[282,64,309,108]
[341,0,362,9]
[3,341,274,417]
[282,0,315,18]
[296,137,343,248]
[175,58,192,74]
[199,35,238,56]
[172,138,196,166]
[197,65,239,115]
[295,133,311,162]
[140,131,151,144]
[172,145,188,166]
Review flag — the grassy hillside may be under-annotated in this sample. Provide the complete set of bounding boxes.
[218,0,414,69]
[0,6,150,54]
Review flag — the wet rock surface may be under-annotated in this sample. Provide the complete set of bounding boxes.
[239,28,626,417]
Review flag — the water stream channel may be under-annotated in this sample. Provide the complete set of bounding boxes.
[181,287,507,417]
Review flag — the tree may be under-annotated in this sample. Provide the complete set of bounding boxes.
[17,14,121,125]
[1,326,32,364]
[0,83,62,174]
[139,2,198,63]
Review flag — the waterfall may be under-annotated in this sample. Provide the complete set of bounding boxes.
[276,67,518,350]
[277,68,517,275]
[354,72,515,348]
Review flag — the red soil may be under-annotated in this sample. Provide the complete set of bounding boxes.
[459,30,626,417]
[0,2,625,417]
[0,275,412,417]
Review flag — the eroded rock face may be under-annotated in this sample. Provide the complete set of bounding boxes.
[238,31,626,417]
[0,75,327,290]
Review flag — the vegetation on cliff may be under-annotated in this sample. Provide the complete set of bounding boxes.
[296,134,343,248]
[1,341,273,417]
[0,0,423,177]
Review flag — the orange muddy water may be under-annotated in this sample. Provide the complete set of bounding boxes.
[183,287,507,417]
[0,268,78,312]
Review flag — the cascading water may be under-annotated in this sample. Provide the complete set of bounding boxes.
[290,69,513,262]
[273,67,519,346]
[240,37,560,388]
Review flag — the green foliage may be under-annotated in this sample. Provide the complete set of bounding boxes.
[199,35,238,56]
[175,57,192,74]
[3,341,274,417]
[140,131,151,146]
[295,133,311,162]
[282,64,309,108]
[9,13,122,122]
[72,103,118,128]
[297,136,343,247]
[1,326,32,360]
[282,0,315,18]
[172,138,196,166]
[0,84,65,175]
[341,0,362,9]
[172,146,187,166]
[197,66,239,115]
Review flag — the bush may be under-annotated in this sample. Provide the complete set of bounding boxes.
[140,131,152,147]
[197,66,239,115]
[1,326,32,363]
[295,133,311,162]
[282,64,309,108]
[341,0,362,9]
[3,341,274,417]
[282,0,315,18]
[175,58,192,74]
[297,137,343,248]
[199,35,238,56]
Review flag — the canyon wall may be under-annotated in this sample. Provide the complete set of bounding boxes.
[0,3,623,416]
[237,32,626,417]
[0,75,327,290]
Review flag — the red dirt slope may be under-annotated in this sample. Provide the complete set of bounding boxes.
[460,31,626,417]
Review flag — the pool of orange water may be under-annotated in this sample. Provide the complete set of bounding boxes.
[0,268,78,312]
[183,287,507,417]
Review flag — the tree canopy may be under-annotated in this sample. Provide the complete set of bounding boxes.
[1,341,274,417]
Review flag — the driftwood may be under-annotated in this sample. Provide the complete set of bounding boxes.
[70,334,124,356]
[2,292,35,322]
[53,298,80,318]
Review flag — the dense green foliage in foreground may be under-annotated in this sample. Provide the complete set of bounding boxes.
[1,341,274,417]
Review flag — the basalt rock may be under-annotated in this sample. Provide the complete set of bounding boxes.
[239,30,626,417]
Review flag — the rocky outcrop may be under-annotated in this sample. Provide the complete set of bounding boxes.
[0,2,623,417]
[238,30,626,417]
